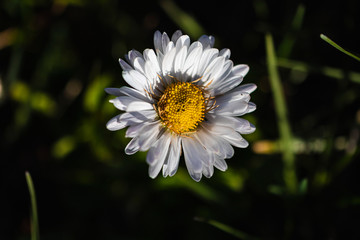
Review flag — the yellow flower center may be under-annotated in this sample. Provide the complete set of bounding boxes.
[157,82,205,134]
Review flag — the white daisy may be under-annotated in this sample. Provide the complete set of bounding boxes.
[106,30,256,182]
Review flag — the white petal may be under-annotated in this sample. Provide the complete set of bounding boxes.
[133,57,146,74]
[161,32,170,54]
[122,70,148,93]
[196,128,235,159]
[147,133,171,178]
[106,114,126,131]
[203,123,249,148]
[127,101,154,112]
[243,102,256,115]
[175,35,190,52]
[125,137,140,155]
[171,30,183,43]
[210,59,233,88]
[207,115,256,134]
[164,41,174,54]
[143,49,161,73]
[138,123,161,151]
[214,157,228,171]
[202,163,214,178]
[212,99,249,116]
[212,75,243,96]
[109,96,134,111]
[126,122,148,138]
[118,86,150,103]
[216,137,234,159]
[197,48,219,77]
[144,60,159,86]
[188,41,202,54]
[182,137,213,181]
[219,48,231,59]
[169,136,182,177]
[183,42,202,78]
[155,49,164,68]
[189,171,202,182]
[109,95,151,112]
[198,35,214,49]
[163,135,181,177]
[110,94,153,112]
[201,123,236,158]
[162,47,176,80]
[174,45,187,79]
[194,129,222,157]
[127,50,143,66]
[232,64,249,77]
[223,133,249,148]
[210,68,245,95]
[182,138,203,173]
[216,91,250,104]
[240,122,256,134]
[233,83,257,94]
[119,58,133,71]
[203,123,233,135]
[119,110,157,126]
[146,132,170,166]
[202,56,225,84]
[154,30,162,52]
[105,88,122,96]
[209,36,215,48]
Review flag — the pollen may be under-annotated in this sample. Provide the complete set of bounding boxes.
[157,81,205,135]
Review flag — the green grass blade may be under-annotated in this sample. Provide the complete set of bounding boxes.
[159,0,205,39]
[277,57,360,83]
[278,4,306,57]
[320,34,360,62]
[195,217,260,240]
[25,171,40,240]
[265,33,297,194]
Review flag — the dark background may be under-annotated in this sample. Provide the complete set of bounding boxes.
[1,0,360,239]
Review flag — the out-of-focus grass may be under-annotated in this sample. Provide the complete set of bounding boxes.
[195,217,260,240]
[83,74,112,113]
[265,33,297,194]
[157,169,225,203]
[10,81,56,116]
[25,171,40,240]
[277,58,360,83]
[278,4,305,58]
[159,0,205,38]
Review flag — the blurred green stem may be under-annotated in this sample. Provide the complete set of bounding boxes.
[159,0,205,39]
[320,34,360,62]
[278,4,305,58]
[277,57,360,83]
[195,217,259,240]
[265,33,297,193]
[25,171,40,240]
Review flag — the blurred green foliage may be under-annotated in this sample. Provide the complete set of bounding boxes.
[1,0,360,239]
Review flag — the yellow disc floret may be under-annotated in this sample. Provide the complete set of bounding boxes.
[157,82,205,134]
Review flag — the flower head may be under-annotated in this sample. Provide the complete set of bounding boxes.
[106,30,256,181]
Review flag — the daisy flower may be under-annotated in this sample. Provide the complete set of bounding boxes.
[106,30,256,181]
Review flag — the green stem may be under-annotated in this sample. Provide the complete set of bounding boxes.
[25,171,40,240]
[265,33,297,193]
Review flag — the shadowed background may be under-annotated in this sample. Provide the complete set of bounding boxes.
[1,0,360,239]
